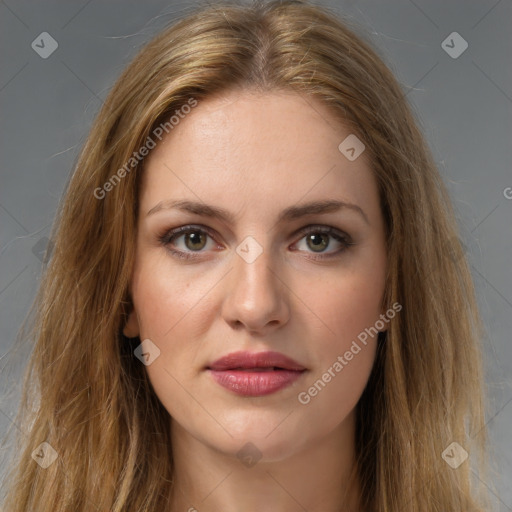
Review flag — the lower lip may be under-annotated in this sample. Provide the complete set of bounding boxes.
[208,369,305,397]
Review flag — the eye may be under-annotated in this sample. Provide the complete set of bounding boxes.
[158,224,354,261]
[157,225,219,260]
[291,225,354,260]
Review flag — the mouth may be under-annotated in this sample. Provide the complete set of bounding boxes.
[206,351,307,397]
[228,367,289,371]
[207,350,306,372]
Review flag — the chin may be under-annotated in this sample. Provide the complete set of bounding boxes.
[202,413,308,464]
[213,434,301,465]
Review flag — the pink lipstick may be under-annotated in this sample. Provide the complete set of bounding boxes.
[207,350,307,397]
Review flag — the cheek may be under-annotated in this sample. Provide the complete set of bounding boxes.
[302,266,385,349]
[293,341,376,445]
[291,272,383,437]
[131,254,214,342]
[130,263,213,421]
[292,263,384,414]
[301,281,380,392]
[129,255,220,391]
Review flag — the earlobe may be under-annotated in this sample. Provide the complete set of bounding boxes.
[123,307,140,338]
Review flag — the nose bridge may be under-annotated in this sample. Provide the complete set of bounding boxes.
[235,237,274,295]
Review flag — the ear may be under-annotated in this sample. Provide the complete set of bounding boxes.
[123,306,140,338]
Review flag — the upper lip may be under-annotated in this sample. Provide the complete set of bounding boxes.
[207,350,306,371]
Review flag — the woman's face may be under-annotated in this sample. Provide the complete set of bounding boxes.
[123,89,388,461]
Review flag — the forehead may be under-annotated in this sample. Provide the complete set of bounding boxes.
[139,89,378,220]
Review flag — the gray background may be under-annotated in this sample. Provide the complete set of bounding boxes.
[0,0,510,508]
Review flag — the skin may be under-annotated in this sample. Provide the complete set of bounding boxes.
[123,88,388,512]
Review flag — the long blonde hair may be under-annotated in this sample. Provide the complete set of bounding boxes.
[1,0,494,510]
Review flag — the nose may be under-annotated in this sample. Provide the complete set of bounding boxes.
[221,239,290,336]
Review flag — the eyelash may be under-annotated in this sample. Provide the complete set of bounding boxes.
[157,224,355,261]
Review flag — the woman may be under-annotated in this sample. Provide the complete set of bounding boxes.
[1,0,493,510]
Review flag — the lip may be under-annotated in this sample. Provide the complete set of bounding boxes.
[206,350,307,397]
[208,350,306,371]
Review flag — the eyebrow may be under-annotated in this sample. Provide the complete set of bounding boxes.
[146,198,369,225]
